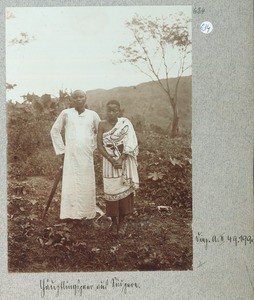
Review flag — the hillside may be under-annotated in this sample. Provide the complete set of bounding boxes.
[86,76,192,131]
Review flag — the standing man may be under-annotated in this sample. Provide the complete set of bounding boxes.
[50,90,100,220]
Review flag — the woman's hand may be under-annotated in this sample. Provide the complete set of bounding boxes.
[110,157,122,169]
[121,154,128,160]
[114,157,123,169]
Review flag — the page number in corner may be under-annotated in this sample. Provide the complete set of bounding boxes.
[200,21,213,34]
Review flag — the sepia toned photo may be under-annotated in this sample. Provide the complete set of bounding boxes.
[6,6,192,273]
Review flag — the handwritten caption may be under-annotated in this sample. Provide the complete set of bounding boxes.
[40,277,140,298]
[195,232,253,250]
[193,6,205,14]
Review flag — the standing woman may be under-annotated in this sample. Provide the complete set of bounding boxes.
[97,100,139,235]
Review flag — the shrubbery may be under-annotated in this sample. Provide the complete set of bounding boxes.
[137,131,192,208]
[7,93,192,208]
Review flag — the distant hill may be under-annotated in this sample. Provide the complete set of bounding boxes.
[86,76,192,131]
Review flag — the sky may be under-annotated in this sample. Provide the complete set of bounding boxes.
[6,6,192,102]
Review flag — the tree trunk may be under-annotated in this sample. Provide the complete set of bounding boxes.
[171,105,179,138]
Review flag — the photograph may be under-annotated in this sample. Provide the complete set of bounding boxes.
[6,5,192,273]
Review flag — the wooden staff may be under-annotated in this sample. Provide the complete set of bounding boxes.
[42,165,63,220]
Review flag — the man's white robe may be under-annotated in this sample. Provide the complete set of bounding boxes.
[50,108,100,219]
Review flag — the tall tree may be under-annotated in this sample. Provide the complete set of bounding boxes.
[115,13,191,137]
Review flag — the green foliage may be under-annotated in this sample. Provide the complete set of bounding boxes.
[6,83,17,90]
[137,131,192,208]
[7,92,70,179]
[8,174,192,272]
[9,32,35,46]
[7,90,192,272]
[117,13,191,65]
[148,171,165,181]
[115,13,191,138]
[7,90,191,208]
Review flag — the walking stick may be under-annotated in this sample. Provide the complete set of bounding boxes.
[42,165,63,220]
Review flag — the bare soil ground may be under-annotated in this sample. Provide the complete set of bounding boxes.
[8,176,192,272]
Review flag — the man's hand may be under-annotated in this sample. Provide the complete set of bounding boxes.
[60,154,65,164]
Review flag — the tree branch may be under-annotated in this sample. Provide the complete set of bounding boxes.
[133,63,171,98]
[133,33,170,95]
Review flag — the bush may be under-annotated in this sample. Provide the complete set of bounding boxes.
[137,131,192,208]
[7,95,192,208]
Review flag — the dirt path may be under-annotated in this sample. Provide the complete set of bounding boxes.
[8,176,192,272]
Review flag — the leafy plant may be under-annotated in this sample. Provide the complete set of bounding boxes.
[148,172,165,181]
